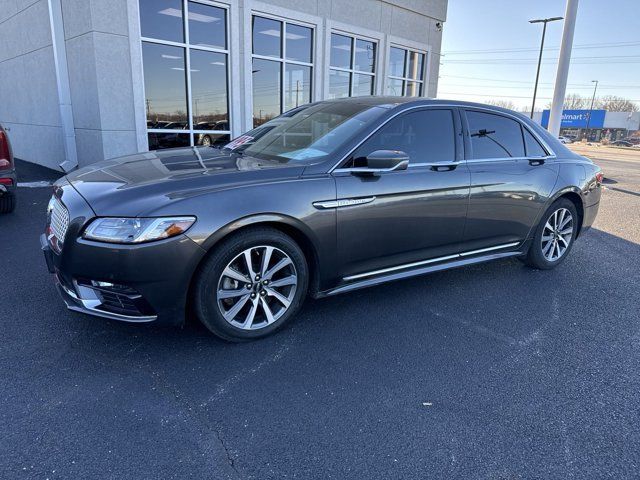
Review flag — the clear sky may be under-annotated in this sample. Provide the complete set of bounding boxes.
[437,0,640,111]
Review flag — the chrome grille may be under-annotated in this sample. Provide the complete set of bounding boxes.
[50,197,69,244]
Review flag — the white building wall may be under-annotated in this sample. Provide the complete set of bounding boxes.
[0,0,65,170]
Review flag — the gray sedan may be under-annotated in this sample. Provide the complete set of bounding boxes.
[42,98,602,341]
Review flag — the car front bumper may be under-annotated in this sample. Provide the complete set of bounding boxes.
[43,183,207,327]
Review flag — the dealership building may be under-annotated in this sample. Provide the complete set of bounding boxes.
[533,109,640,142]
[0,0,447,171]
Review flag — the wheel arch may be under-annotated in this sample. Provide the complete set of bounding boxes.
[547,187,585,237]
[188,214,322,302]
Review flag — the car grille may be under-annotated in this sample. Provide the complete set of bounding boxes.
[50,197,70,244]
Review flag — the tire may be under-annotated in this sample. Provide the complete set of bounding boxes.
[523,198,578,270]
[0,193,16,213]
[194,227,308,341]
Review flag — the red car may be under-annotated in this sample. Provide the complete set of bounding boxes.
[0,124,16,213]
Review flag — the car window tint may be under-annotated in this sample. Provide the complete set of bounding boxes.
[352,109,455,166]
[466,111,525,159]
[523,127,547,157]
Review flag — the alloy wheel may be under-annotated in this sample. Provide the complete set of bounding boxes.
[541,207,573,262]
[216,246,298,330]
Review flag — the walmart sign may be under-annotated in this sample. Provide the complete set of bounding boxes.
[541,109,606,128]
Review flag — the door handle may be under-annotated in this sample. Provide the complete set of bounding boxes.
[528,158,545,166]
[430,163,458,172]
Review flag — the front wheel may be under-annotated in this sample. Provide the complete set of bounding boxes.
[194,227,308,341]
[523,198,578,270]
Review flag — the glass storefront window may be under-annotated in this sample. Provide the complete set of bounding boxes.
[328,70,350,99]
[252,16,314,127]
[139,0,184,43]
[387,46,426,97]
[329,33,376,98]
[252,58,281,126]
[142,43,188,125]
[188,1,227,49]
[140,0,231,149]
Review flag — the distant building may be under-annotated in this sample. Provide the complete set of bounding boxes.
[533,109,640,141]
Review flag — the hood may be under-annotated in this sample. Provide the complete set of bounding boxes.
[66,147,305,216]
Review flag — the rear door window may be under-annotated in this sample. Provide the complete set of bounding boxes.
[523,127,548,157]
[466,111,525,159]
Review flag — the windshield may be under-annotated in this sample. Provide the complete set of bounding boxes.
[241,102,386,165]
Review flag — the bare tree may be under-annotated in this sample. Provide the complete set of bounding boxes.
[595,95,639,112]
[486,99,516,110]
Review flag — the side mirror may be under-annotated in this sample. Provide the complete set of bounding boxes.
[350,150,409,176]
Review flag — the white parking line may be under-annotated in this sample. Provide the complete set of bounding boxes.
[17,181,53,188]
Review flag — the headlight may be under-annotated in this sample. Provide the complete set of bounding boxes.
[83,216,196,244]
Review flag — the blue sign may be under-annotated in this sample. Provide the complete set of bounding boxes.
[541,109,606,128]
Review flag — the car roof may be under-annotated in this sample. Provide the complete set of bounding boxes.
[320,96,529,115]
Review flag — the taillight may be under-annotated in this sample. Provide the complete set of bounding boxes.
[0,128,13,170]
[595,172,604,184]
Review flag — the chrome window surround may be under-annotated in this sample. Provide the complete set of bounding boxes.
[328,104,556,174]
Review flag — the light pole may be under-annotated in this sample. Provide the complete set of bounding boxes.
[529,16,563,119]
[548,0,580,136]
[585,79,599,140]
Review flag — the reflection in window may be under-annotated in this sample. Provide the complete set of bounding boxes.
[252,59,281,126]
[466,111,526,159]
[354,39,376,73]
[286,23,313,63]
[386,78,403,96]
[142,43,188,124]
[328,70,350,99]
[352,73,373,97]
[190,50,228,125]
[139,0,231,149]
[284,64,311,110]
[387,46,426,97]
[187,1,226,49]
[329,33,376,97]
[139,0,184,43]
[252,16,282,58]
[148,132,190,150]
[330,34,351,69]
[252,16,314,127]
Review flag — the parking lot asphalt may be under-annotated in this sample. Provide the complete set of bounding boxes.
[1,151,639,479]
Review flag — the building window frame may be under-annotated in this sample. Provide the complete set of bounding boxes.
[327,31,378,98]
[384,36,431,98]
[249,11,316,127]
[139,0,234,148]
[324,21,385,99]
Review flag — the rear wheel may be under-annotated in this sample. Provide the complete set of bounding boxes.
[523,198,578,270]
[0,193,16,213]
[194,227,308,341]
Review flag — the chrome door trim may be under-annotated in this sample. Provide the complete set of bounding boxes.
[313,196,376,209]
[328,104,556,173]
[458,242,520,257]
[342,241,520,281]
